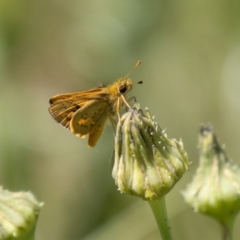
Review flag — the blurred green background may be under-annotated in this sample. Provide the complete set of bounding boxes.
[1,1,240,239]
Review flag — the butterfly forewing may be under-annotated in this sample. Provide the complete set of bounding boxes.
[48,88,107,127]
[49,98,84,128]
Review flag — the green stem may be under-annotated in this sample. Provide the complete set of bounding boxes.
[148,197,173,240]
[220,215,235,240]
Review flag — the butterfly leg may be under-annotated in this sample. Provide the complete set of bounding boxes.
[127,96,137,104]
[120,95,131,109]
[121,95,137,112]
[116,97,121,120]
[108,115,117,132]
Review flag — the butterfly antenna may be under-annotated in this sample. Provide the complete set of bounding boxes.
[124,60,141,78]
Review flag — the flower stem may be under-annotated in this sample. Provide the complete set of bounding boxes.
[148,197,173,240]
[220,216,235,240]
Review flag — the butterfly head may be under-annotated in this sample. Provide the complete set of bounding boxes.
[118,78,133,95]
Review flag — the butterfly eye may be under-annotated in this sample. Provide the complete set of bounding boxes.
[119,84,127,94]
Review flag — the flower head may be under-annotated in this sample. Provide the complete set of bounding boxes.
[183,124,240,221]
[112,104,189,200]
[0,187,42,240]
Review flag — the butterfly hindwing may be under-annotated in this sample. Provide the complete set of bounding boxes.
[70,100,109,138]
